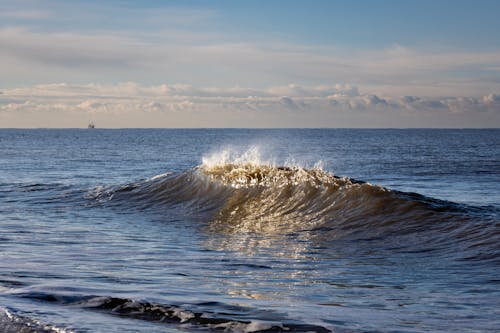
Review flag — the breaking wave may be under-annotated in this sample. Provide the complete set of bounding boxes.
[88,148,499,259]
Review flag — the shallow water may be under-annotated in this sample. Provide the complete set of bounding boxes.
[0,129,499,332]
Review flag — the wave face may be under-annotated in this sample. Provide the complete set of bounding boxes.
[90,149,499,259]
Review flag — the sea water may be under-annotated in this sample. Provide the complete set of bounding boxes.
[0,129,498,332]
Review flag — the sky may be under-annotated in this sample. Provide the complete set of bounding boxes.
[1,0,500,128]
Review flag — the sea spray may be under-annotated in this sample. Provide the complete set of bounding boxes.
[201,145,327,172]
[202,145,277,169]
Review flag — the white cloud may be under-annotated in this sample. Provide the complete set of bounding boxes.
[1,82,499,128]
[483,93,500,105]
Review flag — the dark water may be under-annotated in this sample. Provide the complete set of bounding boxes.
[0,129,499,333]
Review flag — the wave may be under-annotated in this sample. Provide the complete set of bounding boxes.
[87,149,499,259]
[9,292,331,333]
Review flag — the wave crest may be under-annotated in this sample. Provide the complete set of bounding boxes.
[199,163,342,188]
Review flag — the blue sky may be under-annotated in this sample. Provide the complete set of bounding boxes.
[4,0,499,48]
[1,0,499,127]
[189,0,500,49]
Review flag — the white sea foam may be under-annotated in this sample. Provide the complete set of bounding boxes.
[0,307,74,333]
[84,185,115,202]
[201,145,325,171]
[147,172,172,181]
[210,319,279,333]
[171,307,195,323]
[202,145,274,168]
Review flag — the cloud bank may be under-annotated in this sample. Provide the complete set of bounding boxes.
[1,83,498,128]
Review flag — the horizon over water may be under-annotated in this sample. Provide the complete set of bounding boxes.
[0,128,499,332]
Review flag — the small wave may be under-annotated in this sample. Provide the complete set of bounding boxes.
[85,297,330,332]
[15,292,331,333]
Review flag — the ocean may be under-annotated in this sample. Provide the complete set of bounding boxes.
[0,129,498,333]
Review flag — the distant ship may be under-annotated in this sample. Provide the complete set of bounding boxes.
[88,121,95,129]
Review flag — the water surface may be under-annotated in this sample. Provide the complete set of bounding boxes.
[0,129,499,332]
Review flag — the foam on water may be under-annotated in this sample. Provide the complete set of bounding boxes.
[0,307,72,333]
